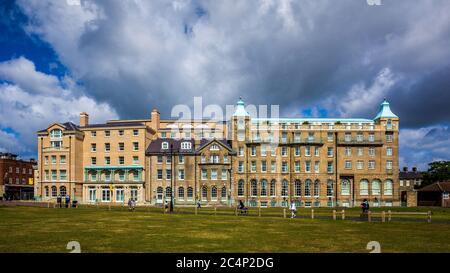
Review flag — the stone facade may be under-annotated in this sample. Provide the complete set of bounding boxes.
[35,99,400,207]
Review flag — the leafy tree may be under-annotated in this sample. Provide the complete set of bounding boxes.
[421,161,450,187]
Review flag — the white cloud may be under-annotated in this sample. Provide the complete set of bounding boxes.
[0,57,117,155]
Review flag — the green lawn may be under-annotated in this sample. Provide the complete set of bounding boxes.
[0,205,449,253]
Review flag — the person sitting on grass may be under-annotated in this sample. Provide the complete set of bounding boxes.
[238,200,248,214]
[290,201,297,218]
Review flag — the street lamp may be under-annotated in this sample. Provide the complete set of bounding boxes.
[170,144,174,213]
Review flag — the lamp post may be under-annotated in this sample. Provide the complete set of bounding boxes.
[170,144,174,213]
[228,168,232,207]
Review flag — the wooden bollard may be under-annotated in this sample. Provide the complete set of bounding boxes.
[283,208,286,218]
[368,211,372,222]
[388,210,392,222]
[341,210,345,220]
[332,210,336,220]
[311,209,314,219]
[258,207,261,217]
[427,211,431,223]
[381,211,386,223]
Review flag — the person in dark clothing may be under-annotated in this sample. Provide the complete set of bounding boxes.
[57,195,62,208]
[197,200,201,209]
[65,195,70,208]
[361,199,369,213]
[238,200,248,214]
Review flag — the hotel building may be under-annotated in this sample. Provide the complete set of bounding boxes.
[36,99,400,207]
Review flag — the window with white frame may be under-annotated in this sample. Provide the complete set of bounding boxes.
[102,188,111,202]
[345,147,352,156]
[251,146,256,156]
[238,161,244,173]
[221,169,227,180]
[210,144,219,151]
[294,161,300,172]
[314,161,320,173]
[327,161,333,173]
[238,180,245,197]
[357,147,363,156]
[384,180,393,195]
[360,180,369,195]
[210,169,217,180]
[161,142,168,150]
[261,160,267,172]
[270,180,276,196]
[305,180,312,197]
[187,187,193,200]
[281,180,288,197]
[281,147,287,157]
[294,180,302,197]
[157,169,163,180]
[327,147,333,157]
[369,147,375,156]
[251,161,257,172]
[345,160,352,169]
[305,146,311,156]
[341,179,350,195]
[282,161,288,173]
[178,169,185,180]
[368,160,375,169]
[372,180,381,195]
[357,160,364,170]
[314,180,320,197]
[315,147,320,156]
[387,147,393,156]
[178,187,185,200]
[251,180,257,196]
[326,180,333,197]
[260,180,267,197]
[345,132,352,142]
[295,146,300,156]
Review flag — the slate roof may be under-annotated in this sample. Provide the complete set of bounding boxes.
[399,171,424,180]
[80,122,145,129]
[418,181,450,193]
[37,122,80,133]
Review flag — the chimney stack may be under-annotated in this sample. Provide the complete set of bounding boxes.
[80,112,89,127]
[151,108,160,134]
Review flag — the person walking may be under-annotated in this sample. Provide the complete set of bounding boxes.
[57,195,62,208]
[197,199,201,209]
[290,201,297,218]
[65,195,70,208]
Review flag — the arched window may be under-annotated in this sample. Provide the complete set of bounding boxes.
[211,186,218,200]
[384,180,393,195]
[305,179,312,197]
[161,142,169,149]
[270,180,276,197]
[45,186,49,197]
[326,180,334,197]
[60,186,67,196]
[201,186,208,200]
[221,186,227,198]
[165,187,172,198]
[341,179,350,196]
[178,187,185,199]
[294,180,302,197]
[251,180,257,196]
[238,180,245,197]
[360,180,369,196]
[372,180,381,195]
[281,180,288,197]
[51,186,57,197]
[187,187,193,200]
[157,187,163,195]
[260,179,267,197]
[314,180,320,197]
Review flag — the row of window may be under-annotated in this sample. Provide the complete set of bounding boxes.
[44,155,66,165]
[90,156,140,165]
[6,166,33,175]
[156,186,227,200]
[87,187,139,202]
[238,146,392,157]
[90,142,139,152]
[5,177,28,184]
[44,170,67,181]
[237,159,390,173]
[87,171,141,182]
[236,179,393,197]
[90,129,140,138]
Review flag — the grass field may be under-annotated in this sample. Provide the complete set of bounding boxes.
[0,205,450,253]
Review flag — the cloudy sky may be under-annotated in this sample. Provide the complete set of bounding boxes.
[0,0,449,170]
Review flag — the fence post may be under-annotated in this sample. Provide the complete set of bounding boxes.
[341,209,345,220]
[382,211,386,223]
[258,206,261,217]
[283,208,286,219]
[368,211,371,222]
[332,210,336,220]
[311,209,314,219]
[427,211,431,223]
[388,210,391,222]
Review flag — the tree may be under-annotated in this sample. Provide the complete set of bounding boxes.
[422,161,450,187]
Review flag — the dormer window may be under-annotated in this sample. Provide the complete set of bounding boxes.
[161,142,169,150]
[210,144,220,151]
[50,129,62,138]
[181,142,191,150]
